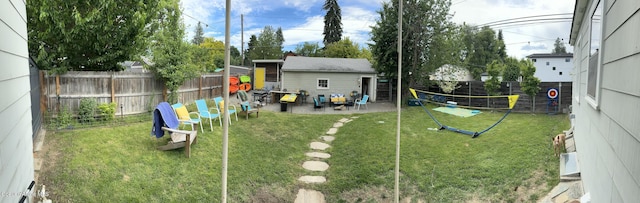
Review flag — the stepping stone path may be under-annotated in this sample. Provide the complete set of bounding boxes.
[295,117,357,202]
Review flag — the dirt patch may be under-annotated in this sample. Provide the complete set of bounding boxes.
[339,185,394,202]
[514,169,548,202]
[249,185,291,203]
[35,131,65,201]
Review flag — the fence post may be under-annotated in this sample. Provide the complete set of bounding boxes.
[163,85,168,102]
[55,74,60,111]
[39,71,47,115]
[111,73,115,103]
[199,75,203,99]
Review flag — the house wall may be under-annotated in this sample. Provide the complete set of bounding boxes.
[0,0,35,201]
[532,57,573,82]
[281,72,377,102]
[572,0,640,202]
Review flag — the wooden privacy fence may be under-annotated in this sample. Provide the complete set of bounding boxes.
[42,71,223,115]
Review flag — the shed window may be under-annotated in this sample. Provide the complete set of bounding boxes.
[565,58,571,62]
[317,78,329,89]
[546,62,550,66]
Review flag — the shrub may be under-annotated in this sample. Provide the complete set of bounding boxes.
[79,98,97,123]
[56,106,73,129]
[98,102,117,121]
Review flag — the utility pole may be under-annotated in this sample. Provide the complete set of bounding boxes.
[240,14,244,66]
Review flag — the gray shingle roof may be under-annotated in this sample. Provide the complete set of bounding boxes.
[281,56,375,73]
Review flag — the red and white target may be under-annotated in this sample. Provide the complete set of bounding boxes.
[547,88,558,99]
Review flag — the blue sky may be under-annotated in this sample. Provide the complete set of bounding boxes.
[182,0,575,59]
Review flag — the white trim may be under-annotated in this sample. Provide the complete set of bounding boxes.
[317,78,329,89]
[585,0,604,110]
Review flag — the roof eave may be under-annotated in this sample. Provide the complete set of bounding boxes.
[570,0,589,45]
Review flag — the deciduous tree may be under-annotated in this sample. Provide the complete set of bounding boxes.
[520,59,541,111]
[370,0,453,94]
[147,0,199,103]
[27,0,162,73]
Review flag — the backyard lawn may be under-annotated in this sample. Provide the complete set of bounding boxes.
[39,105,568,202]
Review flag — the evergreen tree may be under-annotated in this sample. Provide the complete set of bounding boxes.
[244,35,258,65]
[496,30,507,61]
[323,0,343,45]
[552,37,567,54]
[192,22,205,45]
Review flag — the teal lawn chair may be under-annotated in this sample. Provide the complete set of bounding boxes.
[171,103,203,132]
[195,99,222,131]
[355,95,369,110]
[214,97,238,124]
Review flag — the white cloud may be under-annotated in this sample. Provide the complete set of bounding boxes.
[282,0,322,12]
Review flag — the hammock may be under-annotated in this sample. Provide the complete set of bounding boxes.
[409,88,519,138]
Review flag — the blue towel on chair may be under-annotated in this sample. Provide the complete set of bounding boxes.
[151,102,180,138]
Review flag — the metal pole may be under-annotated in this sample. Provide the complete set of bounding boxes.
[240,14,241,66]
[221,0,231,202]
[394,1,402,202]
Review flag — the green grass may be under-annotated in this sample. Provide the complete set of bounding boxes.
[41,105,567,202]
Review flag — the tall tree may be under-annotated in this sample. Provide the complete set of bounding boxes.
[464,26,500,80]
[192,22,205,45]
[324,37,361,58]
[520,59,541,112]
[250,26,284,59]
[276,27,285,51]
[496,30,507,61]
[244,35,258,65]
[484,60,503,96]
[148,0,199,103]
[323,0,343,45]
[199,37,225,71]
[552,37,567,54]
[230,46,241,65]
[295,42,323,57]
[370,0,453,92]
[502,56,521,81]
[27,0,161,73]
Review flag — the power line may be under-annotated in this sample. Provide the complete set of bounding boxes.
[490,20,572,29]
[478,13,573,27]
[483,17,573,27]
[183,13,210,27]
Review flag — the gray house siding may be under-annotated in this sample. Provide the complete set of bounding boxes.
[571,0,640,202]
[0,0,35,202]
[282,72,377,102]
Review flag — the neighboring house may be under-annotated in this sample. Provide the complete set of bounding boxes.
[280,56,377,102]
[121,61,148,72]
[569,0,640,202]
[527,53,574,82]
[430,64,474,82]
[252,59,284,90]
[1,1,35,202]
[480,72,503,82]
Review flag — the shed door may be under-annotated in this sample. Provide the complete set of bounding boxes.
[254,67,265,89]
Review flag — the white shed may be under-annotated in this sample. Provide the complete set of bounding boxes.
[280,56,378,102]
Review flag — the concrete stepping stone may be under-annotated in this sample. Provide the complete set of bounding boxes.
[345,119,353,123]
[298,175,327,183]
[305,152,331,159]
[351,116,359,119]
[333,122,344,128]
[320,136,335,142]
[326,128,338,135]
[338,118,349,123]
[294,189,326,203]
[302,161,329,171]
[310,142,330,150]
